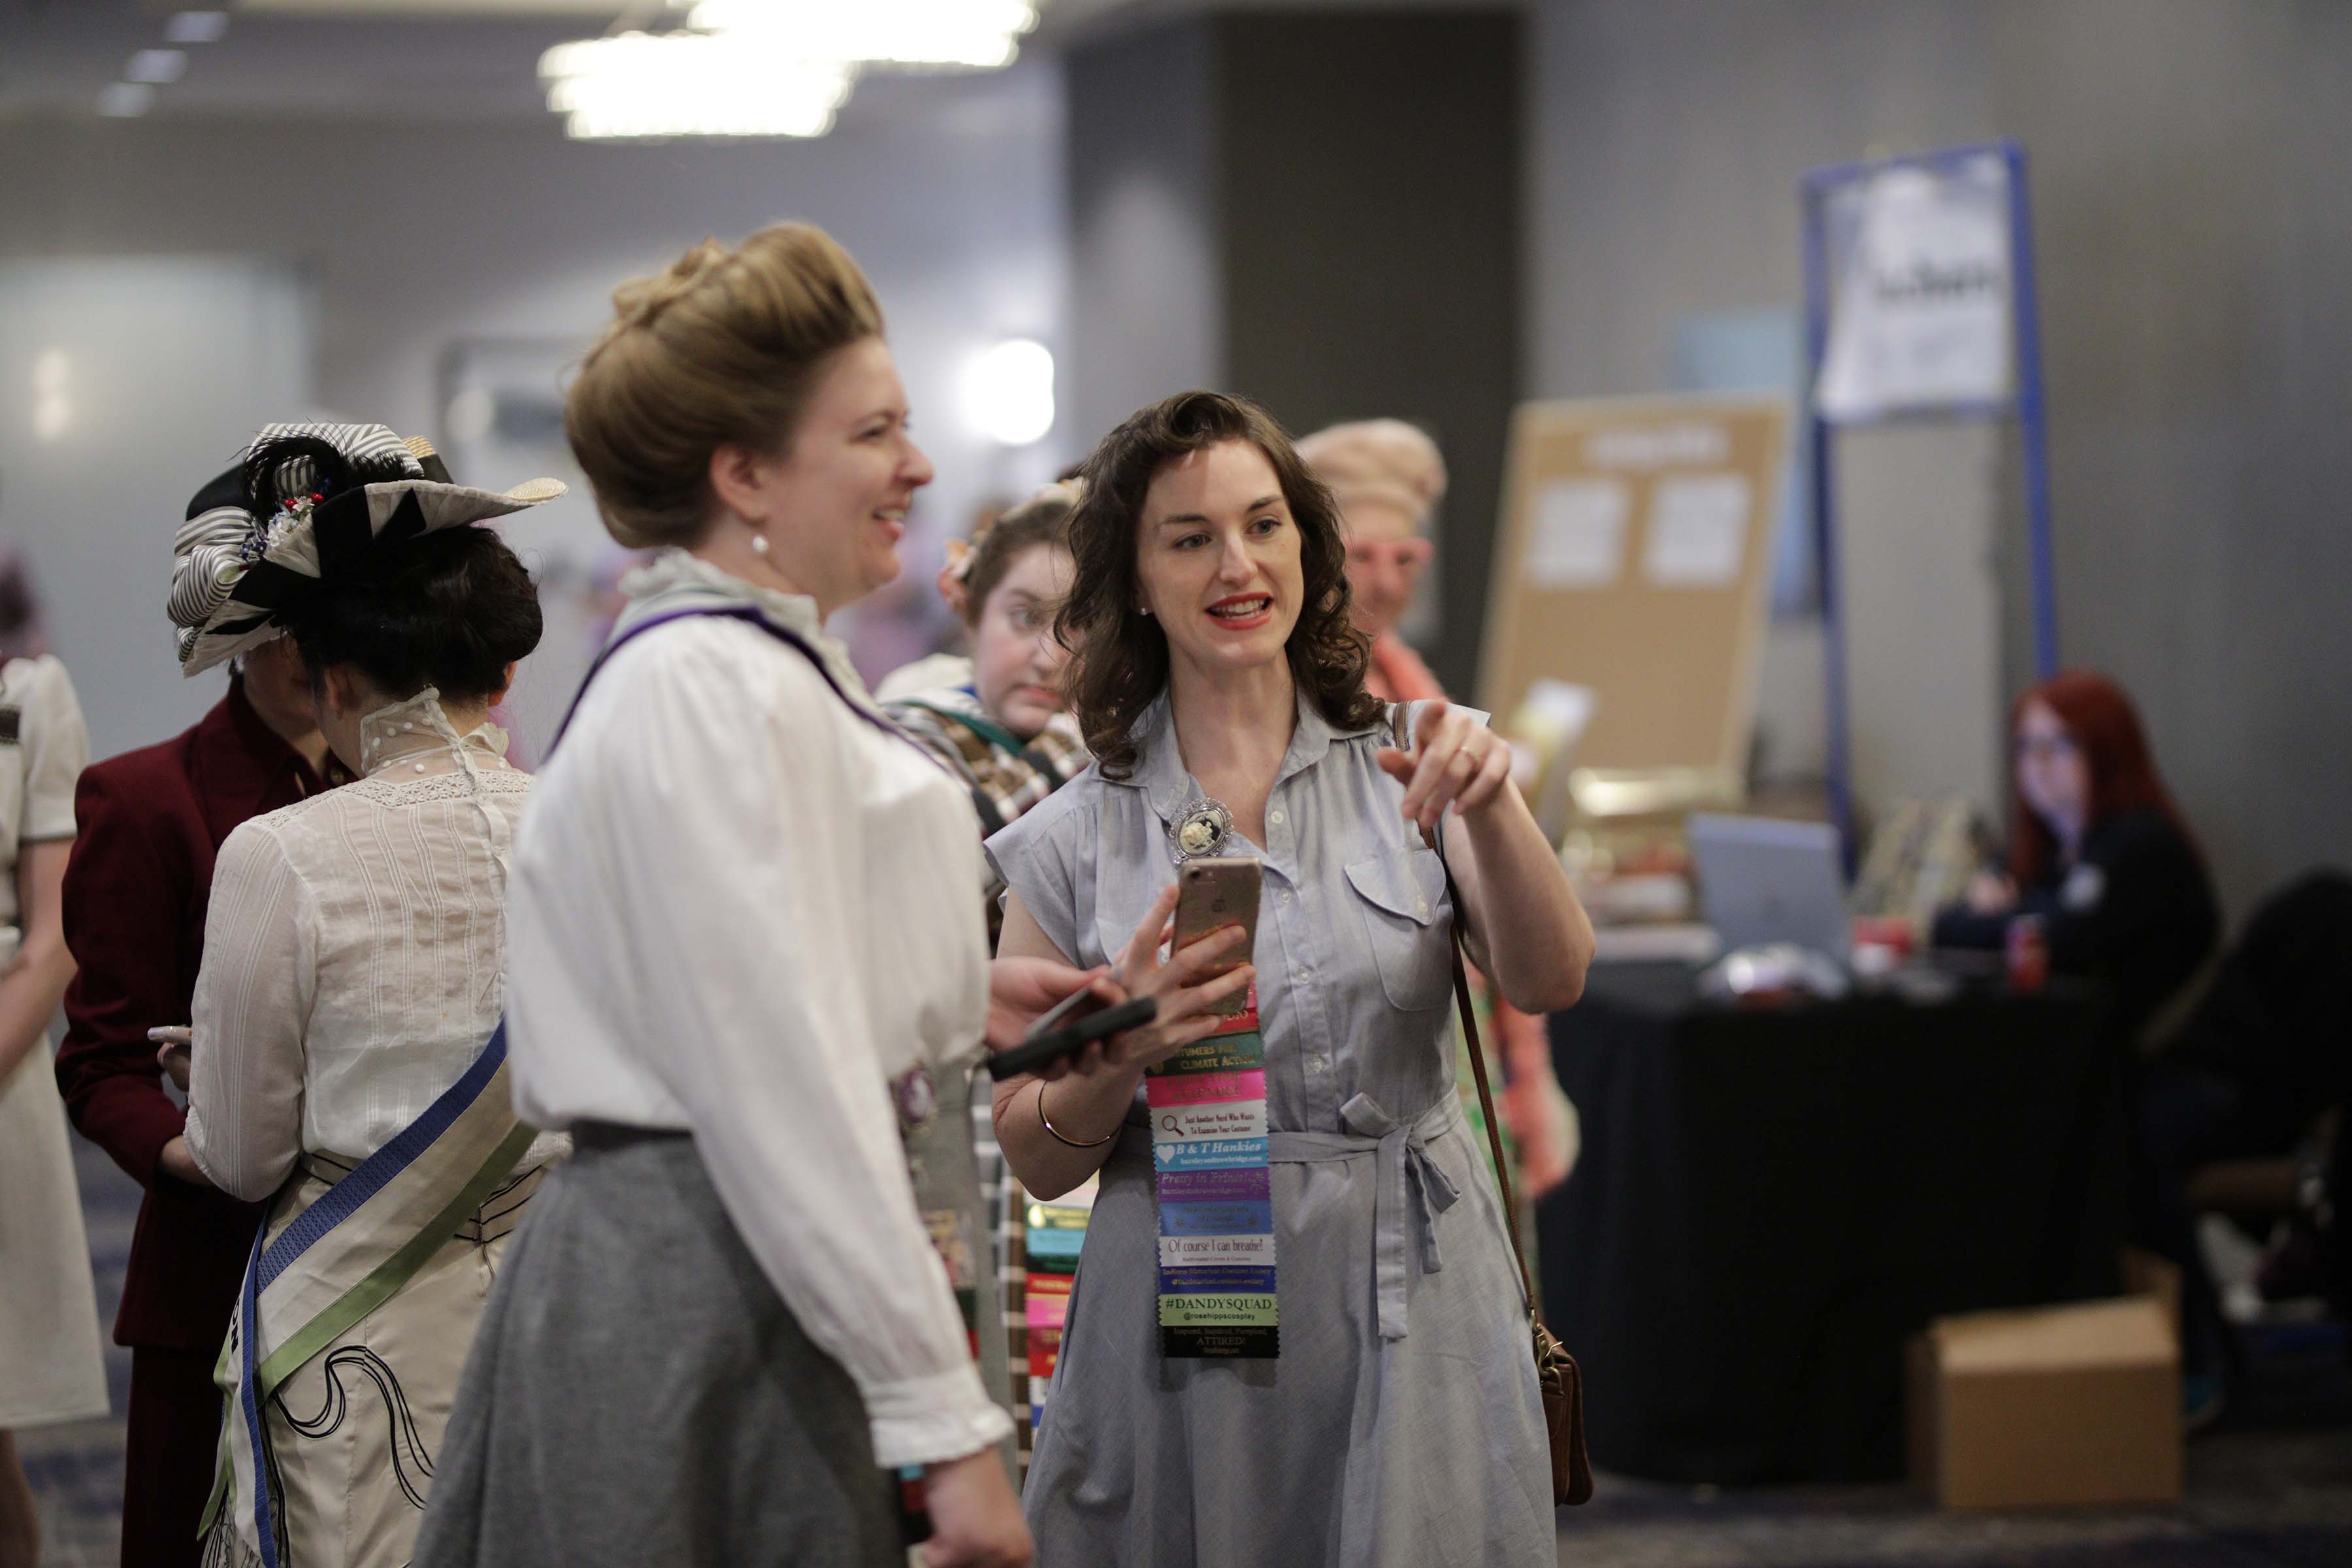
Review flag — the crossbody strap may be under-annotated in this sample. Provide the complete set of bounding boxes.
[552,603,947,783]
[1388,703,1539,1316]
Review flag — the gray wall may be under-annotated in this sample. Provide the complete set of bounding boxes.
[1217,10,1521,695]
[1989,0,2352,917]
[0,259,316,760]
[1527,0,2352,915]
[1066,8,1522,693]
[1066,20,1224,450]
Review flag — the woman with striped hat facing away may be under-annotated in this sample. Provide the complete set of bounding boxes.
[160,423,564,1568]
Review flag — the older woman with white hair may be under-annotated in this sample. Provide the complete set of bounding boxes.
[1298,418,1580,1201]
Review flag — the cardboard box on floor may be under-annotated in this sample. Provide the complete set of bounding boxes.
[1907,1295,2182,1510]
[2119,1246,2184,1341]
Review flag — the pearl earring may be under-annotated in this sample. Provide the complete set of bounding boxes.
[749,531,771,556]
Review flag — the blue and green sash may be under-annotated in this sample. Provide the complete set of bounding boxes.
[201,1024,534,1565]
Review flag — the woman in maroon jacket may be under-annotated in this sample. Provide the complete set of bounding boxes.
[54,530,336,1567]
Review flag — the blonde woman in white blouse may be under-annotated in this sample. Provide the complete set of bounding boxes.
[414,227,1242,1568]
[170,424,561,1568]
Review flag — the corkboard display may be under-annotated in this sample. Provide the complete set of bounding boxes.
[1477,395,1789,787]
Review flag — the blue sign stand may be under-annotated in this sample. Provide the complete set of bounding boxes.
[1799,137,2058,860]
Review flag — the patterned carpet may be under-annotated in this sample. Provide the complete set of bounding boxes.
[23,1130,2351,1567]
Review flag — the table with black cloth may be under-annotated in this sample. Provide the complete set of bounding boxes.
[1539,960,2123,1484]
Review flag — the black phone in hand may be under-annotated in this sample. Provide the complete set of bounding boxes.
[987,992,1157,1080]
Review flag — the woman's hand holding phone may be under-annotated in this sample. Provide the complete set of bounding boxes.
[1076,883,1255,1077]
[985,958,1122,1054]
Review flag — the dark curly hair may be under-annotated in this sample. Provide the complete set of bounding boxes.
[1059,391,1377,779]
[280,525,543,704]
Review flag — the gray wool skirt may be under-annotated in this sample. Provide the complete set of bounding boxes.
[412,1124,904,1568]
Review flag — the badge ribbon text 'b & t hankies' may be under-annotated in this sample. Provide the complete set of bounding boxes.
[1147,990,1277,1357]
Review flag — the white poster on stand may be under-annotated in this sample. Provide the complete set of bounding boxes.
[1816,152,2014,421]
[1527,478,1629,587]
[1644,474,1751,587]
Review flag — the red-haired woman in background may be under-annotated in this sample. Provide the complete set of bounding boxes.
[1935,670,2234,1421]
[1934,670,2219,1041]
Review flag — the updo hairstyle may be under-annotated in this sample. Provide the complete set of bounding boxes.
[564,223,885,549]
[960,483,1077,629]
[280,527,542,705]
[1294,418,1446,533]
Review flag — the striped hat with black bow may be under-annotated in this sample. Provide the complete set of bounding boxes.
[169,421,564,677]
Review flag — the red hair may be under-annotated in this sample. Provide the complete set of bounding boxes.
[2007,669,2193,885]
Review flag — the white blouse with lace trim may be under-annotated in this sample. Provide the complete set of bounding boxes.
[185,689,563,1201]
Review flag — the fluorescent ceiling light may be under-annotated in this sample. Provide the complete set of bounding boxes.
[97,83,157,117]
[687,0,1039,69]
[540,34,854,140]
[165,12,231,44]
[126,50,189,84]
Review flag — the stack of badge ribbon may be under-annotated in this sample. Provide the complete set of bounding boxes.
[1022,1181,1092,1432]
[1148,989,1278,1357]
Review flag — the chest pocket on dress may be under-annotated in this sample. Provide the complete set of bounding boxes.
[1343,849,1452,1012]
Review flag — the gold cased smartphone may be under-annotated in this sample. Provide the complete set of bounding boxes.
[1172,857,1262,1017]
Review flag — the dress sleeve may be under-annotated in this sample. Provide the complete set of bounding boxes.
[56,766,199,1186]
[596,634,1010,1467]
[19,657,89,843]
[985,799,1085,962]
[184,819,315,1202]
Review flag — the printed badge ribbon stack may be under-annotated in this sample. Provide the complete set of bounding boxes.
[1147,990,1277,1357]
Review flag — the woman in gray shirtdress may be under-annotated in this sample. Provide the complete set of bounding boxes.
[988,392,1594,1567]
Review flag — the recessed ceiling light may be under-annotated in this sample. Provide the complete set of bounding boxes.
[97,83,157,118]
[126,50,189,85]
[166,12,231,46]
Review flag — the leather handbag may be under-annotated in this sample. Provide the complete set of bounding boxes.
[1395,705,1594,1506]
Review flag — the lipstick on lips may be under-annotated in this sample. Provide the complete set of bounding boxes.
[1205,592,1274,631]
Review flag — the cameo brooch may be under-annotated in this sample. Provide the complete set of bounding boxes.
[1171,798,1235,864]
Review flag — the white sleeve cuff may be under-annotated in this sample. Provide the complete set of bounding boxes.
[862,1364,1017,1470]
[179,1114,237,1198]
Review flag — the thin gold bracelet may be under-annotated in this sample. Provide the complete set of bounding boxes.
[1036,1079,1117,1149]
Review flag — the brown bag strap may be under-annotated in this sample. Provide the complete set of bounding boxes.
[1448,930,1540,1316]
[1389,703,1539,1317]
